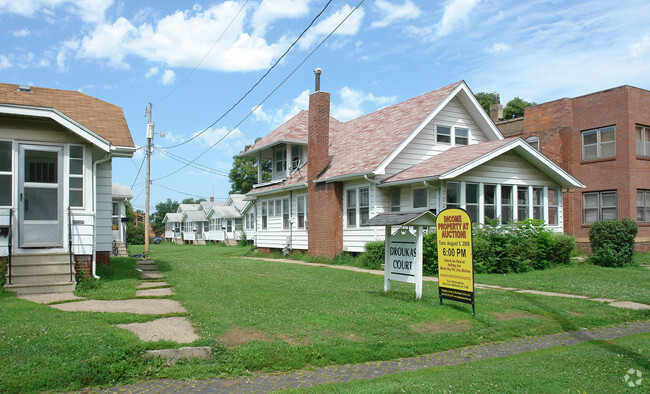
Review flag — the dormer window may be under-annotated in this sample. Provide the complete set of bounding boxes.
[273,147,287,179]
[291,145,302,169]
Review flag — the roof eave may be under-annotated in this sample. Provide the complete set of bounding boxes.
[246,182,308,196]
[379,175,440,187]
[314,171,374,184]
[241,139,308,157]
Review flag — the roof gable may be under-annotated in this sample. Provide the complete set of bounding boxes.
[0,83,134,149]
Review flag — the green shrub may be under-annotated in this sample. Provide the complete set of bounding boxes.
[333,252,355,266]
[589,218,637,267]
[126,223,145,245]
[550,233,575,265]
[358,241,385,269]
[238,231,248,246]
[422,231,438,275]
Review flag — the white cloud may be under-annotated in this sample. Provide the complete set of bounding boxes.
[56,39,80,72]
[0,55,11,70]
[630,33,650,58]
[145,66,158,78]
[78,3,290,72]
[192,127,244,153]
[332,86,397,121]
[372,0,420,28]
[252,0,310,35]
[161,69,175,85]
[485,42,511,55]
[0,0,113,23]
[437,0,480,37]
[13,28,30,37]
[253,90,310,127]
[299,4,365,49]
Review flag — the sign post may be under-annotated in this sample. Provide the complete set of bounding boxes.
[436,208,475,314]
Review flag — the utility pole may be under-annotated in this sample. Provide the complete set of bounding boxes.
[145,102,153,255]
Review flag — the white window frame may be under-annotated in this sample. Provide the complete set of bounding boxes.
[390,187,401,212]
[0,140,12,207]
[455,127,469,146]
[636,125,650,157]
[262,201,268,230]
[548,187,559,226]
[345,186,370,228]
[445,181,460,209]
[637,190,650,223]
[465,183,479,223]
[532,187,544,220]
[297,195,306,229]
[282,198,290,229]
[484,184,497,221]
[582,126,615,161]
[69,144,84,208]
[526,136,540,151]
[583,191,617,224]
[273,147,287,178]
[436,124,471,146]
[412,188,428,209]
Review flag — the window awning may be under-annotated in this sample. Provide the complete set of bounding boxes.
[363,210,437,227]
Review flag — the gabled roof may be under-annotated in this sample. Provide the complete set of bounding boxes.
[227,194,247,211]
[182,210,207,222]
[112,183,133,199]
[206,205,242,219]
[381,138,584,188]
[199,201,225,212]
[162,212,183,223]
[0,83,134,149]
[177,204,200,213]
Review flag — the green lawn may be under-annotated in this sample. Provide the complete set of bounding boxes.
[1,244,648,392]
[297,333,650,393]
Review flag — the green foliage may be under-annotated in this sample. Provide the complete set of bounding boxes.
[332,252,356,266]
[229,139,272,194]
[181,197,206,204]
[237,231,248,246]
[422,231,438,275]
[0,257,6,290]
[126,222,145,245]
[151,198,179,236]
[472,219,574,273]
[358,241,385,269]
[474,92,500,113]
[503,96,536,119]
[589,218,638,267]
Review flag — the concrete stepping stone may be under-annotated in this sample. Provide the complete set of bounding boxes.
[136,288,174,297]
[136,264,159,271]
[140,271,164,279]
[50,299,186,314]
[18,292,83,304]
[138,281,169,289]
[514,289,589,299]
[116,317,199,343]
[138,260,155,264]
[145,346,211,365]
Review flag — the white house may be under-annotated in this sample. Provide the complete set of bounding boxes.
[163,212,183,243]
[240,75,584,257]
[0,83,135,294]
[111,183,132,256]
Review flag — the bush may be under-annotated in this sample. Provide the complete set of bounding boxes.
[422,231,438,275]
[126,223,145,245]
[589,218,637,267]
[550,234,575,265]
[358,241,385,269]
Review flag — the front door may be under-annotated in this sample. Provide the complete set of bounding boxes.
[19,144,63,248]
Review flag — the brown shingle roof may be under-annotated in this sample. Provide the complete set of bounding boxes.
[0,83,134,148]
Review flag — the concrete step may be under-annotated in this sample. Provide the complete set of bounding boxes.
[11,252,70,265]
[225,239,238,246]
[8,271,75,284]
[9,261,74,275]
[6,281,76,295]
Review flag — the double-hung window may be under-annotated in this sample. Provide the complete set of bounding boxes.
[636,125,650,157]
[346,189,357,227]
[455,128,469,145]
[548,188,559,225]
[517,187,529,221]
[0,140,11,206]
[583,191,617,224]
[436,125,451,144]
[637,190,650,223]
[582,126,615,160]
[274,148,286,178]
[346,187,370,227]
[532,187,544,220]
[390,187,401,212]
[291,145,302,168]
[412,188,427,209]
[282,198,290,229]
[484,184,497,220]
[437,125,470,146]
[69,145,84,207]
[446,182,460,209]
[465,183,479,222]
[297,195,306,229]
[262,202,268,229]
[500,185,514,223]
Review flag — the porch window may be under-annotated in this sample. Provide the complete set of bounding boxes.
[517,187,529,221]
[548,188,559,225]
[465,183,479,222]
[262,202,268,229]
[446,182,460,209]
[297,195,306,229]
[582,126,615,160]
[282,198,290,229]
[413,188,427,209]
[637,190,650,222]
[583,191,617,224]
[636,125,650,157]
[268,199,275,216]
[532,187,544,220]
[274,148,286,177]
[69,145,84,207]
[346,189,357,227]
[501,185,514,223]
[0,140,11,206]
[390,187,401,212]
[275,199,281,217]
[291,145,302,169]
[484,184,497,220]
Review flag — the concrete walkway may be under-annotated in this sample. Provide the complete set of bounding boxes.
[242,257,650,310]
[97,320,650,393]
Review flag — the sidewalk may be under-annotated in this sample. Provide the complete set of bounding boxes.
[97,320,650,393]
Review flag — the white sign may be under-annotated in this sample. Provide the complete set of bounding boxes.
[387,229,417,283]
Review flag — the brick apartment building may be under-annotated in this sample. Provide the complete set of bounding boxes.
[494,85,650,250]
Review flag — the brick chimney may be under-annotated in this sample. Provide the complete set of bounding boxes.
[490,103,503,122]
[307,68,343,258]
[210,196,214,202]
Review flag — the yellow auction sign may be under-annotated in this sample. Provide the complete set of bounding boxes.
[436,208,474,314]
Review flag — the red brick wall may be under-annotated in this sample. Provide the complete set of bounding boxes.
[74,254,92,280]
[96,251,110,266]
[306,89,343,258]
[522,86,650,249]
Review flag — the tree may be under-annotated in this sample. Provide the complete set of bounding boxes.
[181,197,205,204]
[125,200,144,245]
[475,92,500,114]
[229,138,271,194]
[151,198,179,236]
[503,97,536,120]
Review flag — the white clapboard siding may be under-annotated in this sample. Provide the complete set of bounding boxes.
[343,227,384,252]
[386,98,489,175]
[95,160,113,253]
[458,151,554,185]
[70,211,95,255]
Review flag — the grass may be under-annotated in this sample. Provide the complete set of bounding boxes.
[1,243,648,392]
[74,257,141,300]
[296,333,650,393]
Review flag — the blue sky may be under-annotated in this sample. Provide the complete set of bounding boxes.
[2,0,650,210]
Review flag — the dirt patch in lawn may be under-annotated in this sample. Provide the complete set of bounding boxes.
[278,333,311,346]
[491,311,540,321]
[411,320,472,334]
[220,326,273,348]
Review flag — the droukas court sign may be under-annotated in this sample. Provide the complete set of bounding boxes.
[387,229,418,284]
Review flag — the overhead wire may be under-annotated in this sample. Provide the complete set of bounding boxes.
[155,147,229,176]
[152,182,207,199]
[152,0,365,182]
[130,154,146,189]
[159,0,334,150]
[155,0,250,105]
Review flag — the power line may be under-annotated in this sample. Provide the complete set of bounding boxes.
[155,147,229,176]
[155,0,250,105]
[152,0,365,182]
[152,182,207,199]
[159,0,333,150]
[130,154,146,189]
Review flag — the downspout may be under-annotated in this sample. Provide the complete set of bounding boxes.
[364,174,380,185]
[91,152,111,279]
